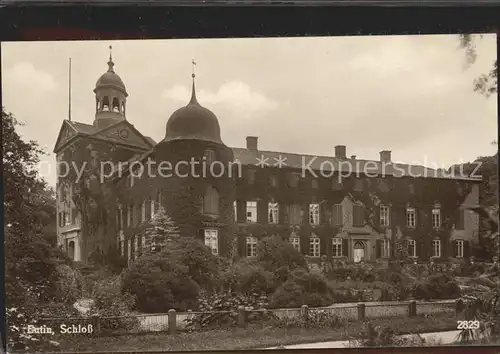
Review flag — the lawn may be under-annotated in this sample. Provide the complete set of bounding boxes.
[52,312,458,352]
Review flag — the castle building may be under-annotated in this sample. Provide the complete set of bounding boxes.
[53,52,482,265]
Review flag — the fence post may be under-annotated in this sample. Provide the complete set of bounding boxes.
[357,303,365,320]
[238,305,246,328]
[409,300,417,317]
[168,309,177,334]
[301,305,309,321]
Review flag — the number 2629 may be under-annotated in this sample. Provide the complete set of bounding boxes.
[457,320,480,329]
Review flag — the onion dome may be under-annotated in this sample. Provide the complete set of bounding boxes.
[164,72,222,144]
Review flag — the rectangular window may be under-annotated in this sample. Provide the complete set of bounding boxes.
[353,205,365,226]
[288,173,300,188]
[71,208,78,225]
[433,239,441,258]
[381,239,390,258]
[288,204,302,225]
[289,235,300,252]
[246,236,257,257]
[268,202,279,224]
[332,177,343,190]
[354,178,363,191]
[234,201,237,222]
[432,208,441,228]
[204,229,219,256]
[156,189,163,208]
[204,149,215,165]
[247,169,256,184]
[141,201,146,223]
[270,175,278,188]
[116,208,121,230]
[456,210,465,230]
[332,238,342,257]
[311,179,318,189]
[407,239,416,257]
[150,200,155,219]
[332,204,343,226]
[456,240,464,258]
[406,207,416,228]
[309,236,320,257]
[246,201,257,223]
[127,239,131,262]
[380,205,390,227]
[309,204,320,225]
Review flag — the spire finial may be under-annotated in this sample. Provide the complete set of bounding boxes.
[107,45,115,73]
[189,58,197,104]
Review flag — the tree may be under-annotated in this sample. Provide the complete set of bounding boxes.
[459,34,498,98]
[256,234,308,274]
[144,206,180,253]
[122,253,200,313]
[3,107,71,351]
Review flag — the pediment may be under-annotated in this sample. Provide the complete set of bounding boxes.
[92,121,153,150]
[53,121,78,153]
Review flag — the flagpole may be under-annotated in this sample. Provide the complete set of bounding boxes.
[68,58,72,121]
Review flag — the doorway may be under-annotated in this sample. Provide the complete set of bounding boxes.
[353,241,365,263]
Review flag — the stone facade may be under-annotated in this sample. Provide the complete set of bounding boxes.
[53,54,482,265]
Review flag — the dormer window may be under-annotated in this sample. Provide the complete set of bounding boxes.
[204,149,215,165]
[202,186,219,215]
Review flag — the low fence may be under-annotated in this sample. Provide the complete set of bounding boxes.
[40,299,457,336]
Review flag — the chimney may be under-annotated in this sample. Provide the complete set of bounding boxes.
[334,145,346,159]
[246,136,258,151]
[351,155,356,160]
[380,150,392,163]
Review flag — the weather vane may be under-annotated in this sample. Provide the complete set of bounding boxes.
[109,45,113,61]
[192,58,196,78]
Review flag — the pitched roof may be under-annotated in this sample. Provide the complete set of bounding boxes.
[231,147,482,182]
[67,121,99,135]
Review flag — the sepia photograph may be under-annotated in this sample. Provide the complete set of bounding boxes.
[2,34,498,352]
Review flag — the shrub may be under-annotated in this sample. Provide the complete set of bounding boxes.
[88,275,139,333]
[273,309,343,329]
[256,235,308,273]
[122,254,200,313]
[269,269,333,308]
[222,259,276,295]
[185,290,273,330]
[53,264,83,304]
[415,273,461,300]
[349,322,427,348]
[161,237,222,291]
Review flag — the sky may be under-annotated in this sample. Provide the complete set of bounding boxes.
[1,35,497,188]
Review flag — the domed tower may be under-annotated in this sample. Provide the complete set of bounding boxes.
[154,65,236,257]
[93,46,128,129]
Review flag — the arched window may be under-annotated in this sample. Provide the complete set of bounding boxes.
[102,96,110,111]
[68,241,75,260]
[112,98,120,112]
[203,186,219,215]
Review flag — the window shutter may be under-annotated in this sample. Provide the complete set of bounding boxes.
[464,241,470,258]
[198,228,205,242]
[376,240,381,259]
[417,241,424,259]
[342,239,348,257]
[452,240,458,257]
[146,200,151,220]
